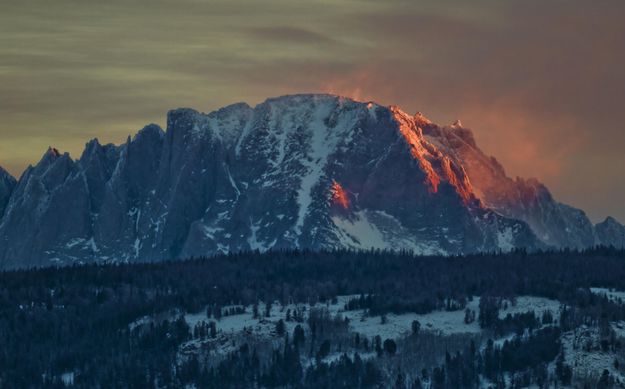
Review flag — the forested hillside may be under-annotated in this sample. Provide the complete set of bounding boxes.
[1,247,625,388]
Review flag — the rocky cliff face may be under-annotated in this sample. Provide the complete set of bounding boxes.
[595,217,625,248]
[0,94,620,268]
[0,167,16,221]
[421,120,598,249]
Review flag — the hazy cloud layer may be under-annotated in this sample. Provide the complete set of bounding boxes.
[1,0,624,222]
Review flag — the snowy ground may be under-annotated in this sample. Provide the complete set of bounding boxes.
[172,294,561,358]
[185,302,307,341]
[127,292,625,388]
[497,296,561,320]
[122,287,625,387]
[182,296,481,343]
[612,321,625,339]
[561,325,625,385]
[591,287,625,304]
[342,297,482,338]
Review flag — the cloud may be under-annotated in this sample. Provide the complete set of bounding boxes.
[246,26,339,46]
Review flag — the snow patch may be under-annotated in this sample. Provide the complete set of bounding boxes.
[590,287,625,304]
[496,227,515,252]
[332,210,445,255]
[332,211,387,250]
[61,372,74,386]
[133,238,141,258]
[247,218,272,251]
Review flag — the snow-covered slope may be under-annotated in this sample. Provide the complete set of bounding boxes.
[0,94,619,268]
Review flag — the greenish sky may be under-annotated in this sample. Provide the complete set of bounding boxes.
[1,0,624,222]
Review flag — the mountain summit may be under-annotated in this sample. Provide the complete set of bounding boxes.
[0,94,621,268]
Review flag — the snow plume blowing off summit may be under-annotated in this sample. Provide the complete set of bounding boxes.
[0,94,623,269]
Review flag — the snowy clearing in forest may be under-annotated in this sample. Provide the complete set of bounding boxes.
[177,295,561,348]
[590,287,625,304]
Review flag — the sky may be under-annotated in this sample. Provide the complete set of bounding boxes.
[1,0,624,222]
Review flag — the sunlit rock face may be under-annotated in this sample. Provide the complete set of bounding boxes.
[0,94,618,268]
[421,120,598,249]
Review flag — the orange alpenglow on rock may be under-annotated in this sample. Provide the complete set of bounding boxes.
[331,180,350,209]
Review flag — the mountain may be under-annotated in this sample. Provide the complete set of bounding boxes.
[0,94,621,268]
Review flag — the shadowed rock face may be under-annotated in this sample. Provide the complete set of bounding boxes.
[0,94,619,269]
[0,167,16,221]
[596,217,625,248]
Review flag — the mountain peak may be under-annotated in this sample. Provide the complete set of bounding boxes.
[450,119,463,128]
[47,146,61,157]
[167,107,201,123]
[602,216,621,225]
[0,166,14,181]
[414,112,433,126]
[259,94,341,110]
[36,146,67,168]
[596,216,625,248]
[134,123,164,141]
[86,137,101,148]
